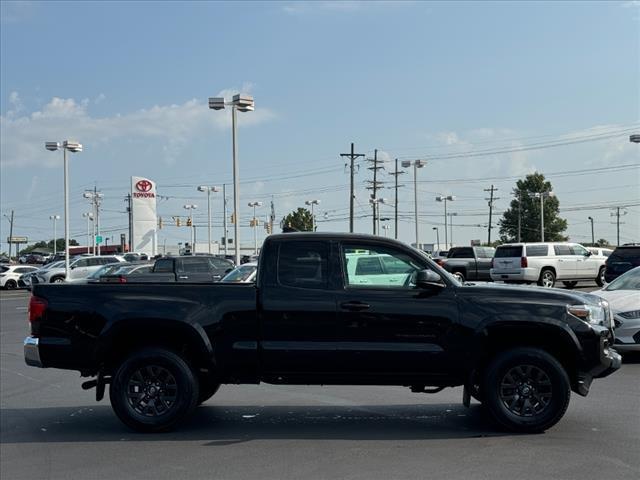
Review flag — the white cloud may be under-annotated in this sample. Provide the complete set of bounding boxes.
[0,90,276,169]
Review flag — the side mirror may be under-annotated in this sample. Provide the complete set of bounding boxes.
[585,251,592,257]
[416,269,444,288]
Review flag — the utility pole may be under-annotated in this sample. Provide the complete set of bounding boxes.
[222,184,228,255]
[388,158,405,239]
[125,194,133,252]
[588,216,595,245]
[366,149,385,235]
[611,207,628,246]
[5,210,15,260]
[484,185,499,245]
[517,190,522,243]
[340,143,364,233]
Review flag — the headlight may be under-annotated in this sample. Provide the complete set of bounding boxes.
[567,303,608,327]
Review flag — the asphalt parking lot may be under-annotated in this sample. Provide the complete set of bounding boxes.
[1,289,638,480]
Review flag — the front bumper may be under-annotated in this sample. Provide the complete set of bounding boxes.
[24,336,43,367]
[574,334,622,396]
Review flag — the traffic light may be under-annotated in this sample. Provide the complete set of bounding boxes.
[186,217,192,227]
[175,217,181,227]
[264,222,272,234]
[230,212,236,224]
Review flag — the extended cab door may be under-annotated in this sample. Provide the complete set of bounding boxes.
[259,240,341,377]
[335,241,459,380]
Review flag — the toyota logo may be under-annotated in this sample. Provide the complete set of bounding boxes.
[136,180,153,192]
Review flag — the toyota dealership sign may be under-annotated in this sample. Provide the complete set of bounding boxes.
[131,176,157,255]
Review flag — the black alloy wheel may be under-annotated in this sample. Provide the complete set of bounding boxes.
[483,347,570,433]
[110,348,199,432]
[4,280,17,290]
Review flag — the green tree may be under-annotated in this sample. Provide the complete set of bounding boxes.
[21,238,79,254]
[499,172,567,242]
[595,238,610,247]
[281,208,314,232]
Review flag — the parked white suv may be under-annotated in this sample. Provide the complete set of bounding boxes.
[33,255,125,284]
[490,242,606,288]
[0,265,39,289]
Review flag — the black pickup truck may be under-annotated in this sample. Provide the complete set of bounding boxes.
[24,233,620,433]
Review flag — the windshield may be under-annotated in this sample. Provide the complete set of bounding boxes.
[605,267,640,291]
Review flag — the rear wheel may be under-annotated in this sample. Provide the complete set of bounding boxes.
[537,269,556,288]
[109,348,199,432]
[51,276,65,283]
[596,267,605,287]
[562,281,578,289]
[4,280,17,290]
[483,347,570,433]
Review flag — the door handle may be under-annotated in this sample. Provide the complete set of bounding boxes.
[178,275,189,280]
[340,301,370,311]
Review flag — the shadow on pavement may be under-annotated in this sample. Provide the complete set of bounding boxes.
[0,402,515,444]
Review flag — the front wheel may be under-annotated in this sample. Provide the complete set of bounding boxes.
[51,276,65,283]
[483,347,570,433]
[4,280,17,290]
[109,348,199,432]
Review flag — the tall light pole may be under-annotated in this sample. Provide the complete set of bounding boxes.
[432,227,440,251]
[248,201,263,255]
[369,198,389,237]
[45,140,82,279]
[447,212,458,248]
[588,216,595,245]
[49,215,60,255]
[435,195,455,249]
[82,212,94,254]
[209,94,255,266]
[528,191,554,242]
[382,224,390,237]
[183,204,197,253]
[198,185,220,254]
[305,199,320,231]
[401,160,426,248]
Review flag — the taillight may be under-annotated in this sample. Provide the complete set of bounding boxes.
[28,296,47,323]
[435,259,445,266]
[118,276,127,283]
[521,257,528,268]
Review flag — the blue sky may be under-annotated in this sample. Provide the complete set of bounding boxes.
[1,0,639,252]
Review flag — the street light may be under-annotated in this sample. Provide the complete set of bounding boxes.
[401,160,427,247]
[435,195,456,248]
[82,212,94,254]
[45,140,82,279]
[248,201,263,255]
[183,204,197,253]
[432,226,440,251]
[305,199,320,231]
[588,216,595,245]
[382,224,390,237]
[528,191,554,242]
[197,185,220,254]
[209,93,255,266]
[49,215,60,255]
[447,212,458,248]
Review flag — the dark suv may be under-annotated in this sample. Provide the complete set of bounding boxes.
[604,244,640,283]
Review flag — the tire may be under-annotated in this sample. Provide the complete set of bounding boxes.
[51,276,65,283]
[596,267,605,287]
[109,348,199,432]
[4,280,17,290]
[452,271,466,283]
[482,347,570,433]
[197,380,221,405]
[537,269,556,288]
[562,281,578,289]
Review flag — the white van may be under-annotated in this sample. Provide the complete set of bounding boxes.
[490,242,606,288]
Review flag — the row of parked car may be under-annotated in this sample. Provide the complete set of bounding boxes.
[435,242,638,288]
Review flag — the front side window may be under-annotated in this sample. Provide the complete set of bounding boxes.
[570,245,589,256]
[277,241,328,289]
[343,244,423,288]
[73,258,89,268]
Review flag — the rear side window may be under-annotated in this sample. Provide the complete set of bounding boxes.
[554,245,571,255]
[278,241,328,289]
[495,246,522,258]
[180,258,212,274]
[476,248,495,258]
[154,258,174,273]
[526,245,549,256]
